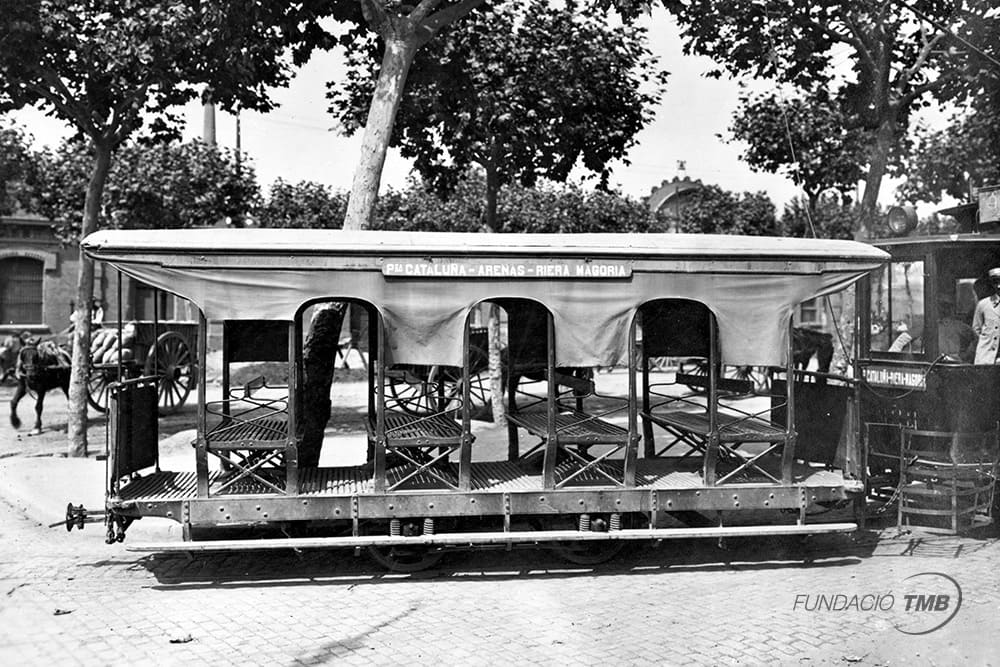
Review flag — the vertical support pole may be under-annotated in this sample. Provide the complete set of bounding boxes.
[542,311,558,490]
[781,317,797,485]
[459,320,472,490]
[852,280,868,526]
[624,315,639,486]
[285,320,299,495]
[506,309,520,462]
[896,428,906,530]
[374,314,387,494]
[365,307,377,468]
[196,310,209,498]
[110,269,125,493]
[703,312,720,486]
[639,310,654,458]
[152,284,159,381]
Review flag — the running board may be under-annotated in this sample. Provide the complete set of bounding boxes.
[126,522,857,553]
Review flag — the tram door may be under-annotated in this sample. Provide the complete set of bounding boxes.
[109,379,159,484]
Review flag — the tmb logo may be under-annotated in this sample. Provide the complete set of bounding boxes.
[895,572,963,635]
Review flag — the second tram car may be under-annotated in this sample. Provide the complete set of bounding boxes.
[859,208,1000,532]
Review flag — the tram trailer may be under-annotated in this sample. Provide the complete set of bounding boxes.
[73,230,886,566]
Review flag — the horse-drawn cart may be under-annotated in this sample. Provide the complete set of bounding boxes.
[87,321,197,415]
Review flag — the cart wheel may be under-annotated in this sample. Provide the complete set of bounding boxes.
[386,341,493,420]
[679,358,708,392]
[87,367,111,413]
[145,331,193,415]
[746,366,772,395]
[386,365,438,415]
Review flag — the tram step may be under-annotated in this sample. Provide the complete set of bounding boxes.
[126,522,857,553]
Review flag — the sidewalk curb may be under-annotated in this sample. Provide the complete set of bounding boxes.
[0,456,181,543]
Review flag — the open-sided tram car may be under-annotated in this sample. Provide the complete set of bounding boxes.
[75,229,886,568]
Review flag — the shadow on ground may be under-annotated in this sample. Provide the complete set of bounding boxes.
[128,531,884,590]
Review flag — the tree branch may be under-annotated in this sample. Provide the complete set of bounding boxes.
[898,77,945,108]
[840,13,876,70]
[409,0,443,25]
[107,82,150,144]
[28,72,98,137]
[419,0,485,45]
[359,0,392,34]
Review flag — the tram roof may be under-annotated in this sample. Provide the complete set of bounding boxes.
[82,229,887,368]
[84,228,886,263]
[873,231,1000,253]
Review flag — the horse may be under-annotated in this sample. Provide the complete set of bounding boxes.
[792,327,834,374]
[10,339,72,435]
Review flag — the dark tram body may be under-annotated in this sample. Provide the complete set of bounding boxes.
[858,228,1000,531]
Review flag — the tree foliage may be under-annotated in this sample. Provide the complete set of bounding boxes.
[898,85,1000,203]
[371,170,664,234]
[27,139,259,241]
[0,118,37,215]
[728,90,868,211]
[330,0,667,231]
[672,185,778,236]
[1,0,313,455]
[779,195,857,240]
[666,0,1000,237]
[257,179,348,229]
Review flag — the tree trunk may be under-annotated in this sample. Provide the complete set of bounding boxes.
[487,304,505,427]
[856,117,896,242]
[480,160,505,424]
[831,117,896,374]
[343,36,418,231]
[299,302,348,467]
[67,142,113,457]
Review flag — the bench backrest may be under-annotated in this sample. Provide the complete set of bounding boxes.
[675,372,752,396]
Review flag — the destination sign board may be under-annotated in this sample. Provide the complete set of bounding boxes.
[382,259,632,279]
[862,365,926,390]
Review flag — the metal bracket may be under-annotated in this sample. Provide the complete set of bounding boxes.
[351,495,360,537]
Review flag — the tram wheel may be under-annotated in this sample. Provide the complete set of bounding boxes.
[533,516,628,566]
[366,545,444,573]
[551,540,625,566]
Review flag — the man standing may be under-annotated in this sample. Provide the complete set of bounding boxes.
[972,268,1000,364]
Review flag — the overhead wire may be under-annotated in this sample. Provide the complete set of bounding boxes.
[759,6,854,369]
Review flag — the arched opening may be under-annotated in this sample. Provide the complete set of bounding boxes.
[0,256,44,325]
[478,297,636,490]
[636,298,791,487]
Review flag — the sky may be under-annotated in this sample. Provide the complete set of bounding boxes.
[10,7,903,212]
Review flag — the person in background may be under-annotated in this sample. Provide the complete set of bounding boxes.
[68,297,104,330]
[972,268,1000,364]
[937,296,976,362]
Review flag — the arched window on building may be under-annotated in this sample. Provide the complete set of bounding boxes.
[0,256,44,325]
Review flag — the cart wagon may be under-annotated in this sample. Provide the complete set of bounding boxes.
[87,320,197,415]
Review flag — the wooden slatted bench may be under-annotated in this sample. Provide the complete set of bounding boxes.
[369,411,469,491]
[675,372,753,396]
[369,410,466,446]
[644,410,785,444]
[508,410,629,445]
[207,416,289,449]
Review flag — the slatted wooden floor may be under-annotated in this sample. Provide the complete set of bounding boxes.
[116,459,848,502]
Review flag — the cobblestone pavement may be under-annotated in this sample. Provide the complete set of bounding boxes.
[1,497,997,667]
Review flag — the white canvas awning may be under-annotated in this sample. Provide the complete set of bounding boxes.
[83,229,888,367]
